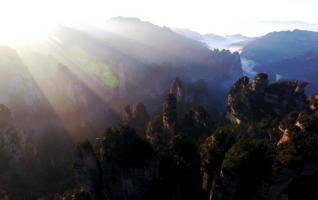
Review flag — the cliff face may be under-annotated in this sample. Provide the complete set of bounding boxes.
[122,103,150,136]
[181,105,213,141]
[168,77,218,116]
[145,78,217,146]
[226,76,250,124]
[145,93,178,145]
[227,73,309,124]
[169,77,184,103]
[162,94,178,135]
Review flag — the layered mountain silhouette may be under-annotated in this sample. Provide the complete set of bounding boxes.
[175,28,253,51]
[1,18,318,200]
[0,17,242,140]
[241,29,318,92]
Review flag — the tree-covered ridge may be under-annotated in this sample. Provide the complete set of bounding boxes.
[0,74,317,199]
[53,74,318,200]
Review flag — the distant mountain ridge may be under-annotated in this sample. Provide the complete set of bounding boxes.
[174,28,254,52]
[242,29,318,64]
[0,17,243,141]
[241,29,318,92]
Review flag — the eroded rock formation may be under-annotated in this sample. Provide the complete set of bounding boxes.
[227,73,309,124]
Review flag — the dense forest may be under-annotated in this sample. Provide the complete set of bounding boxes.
[1,72,317,200]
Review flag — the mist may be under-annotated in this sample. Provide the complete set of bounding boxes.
[1,2,318,198]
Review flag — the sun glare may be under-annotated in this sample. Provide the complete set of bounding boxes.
[0,22,54,45]
[0,0,60,45]
[0,0,317,43]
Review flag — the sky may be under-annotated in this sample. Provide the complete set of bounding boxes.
[0,0,317,39]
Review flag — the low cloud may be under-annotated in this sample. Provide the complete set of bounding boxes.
[259,20,318,32]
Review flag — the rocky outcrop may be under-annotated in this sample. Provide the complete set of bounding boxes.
[132,103,149,121]
[250,73,269,94]
[145,93,178,145]
[204,139,271,200]
[226,76,250,124]
[277,112,299,145]
[189,106,209,129]
[123,105,133,123]
[123,103,150,136]
[181,105,213,141]
[70,74,318,200]
[309,93,318,111]
[264,81,308,115]
[206,137,318,200]
[169,77,184,103]
[146,78,218,145]
[277,129,290,146]
[162,94,177,135]
[227,74,310,124]
[145,115,164,145]
[169,77,211,110]
[295,112,318,131]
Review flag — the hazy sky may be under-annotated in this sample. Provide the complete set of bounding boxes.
[0,0,317,37]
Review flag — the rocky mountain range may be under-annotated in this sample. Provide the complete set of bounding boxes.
[241,29,318,92]
[175,28,254,52]
[1,17,318,200]
[0,17,242,142]
[62,73,318,200]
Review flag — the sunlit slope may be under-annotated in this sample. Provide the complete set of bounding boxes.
[0,18,242,140]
